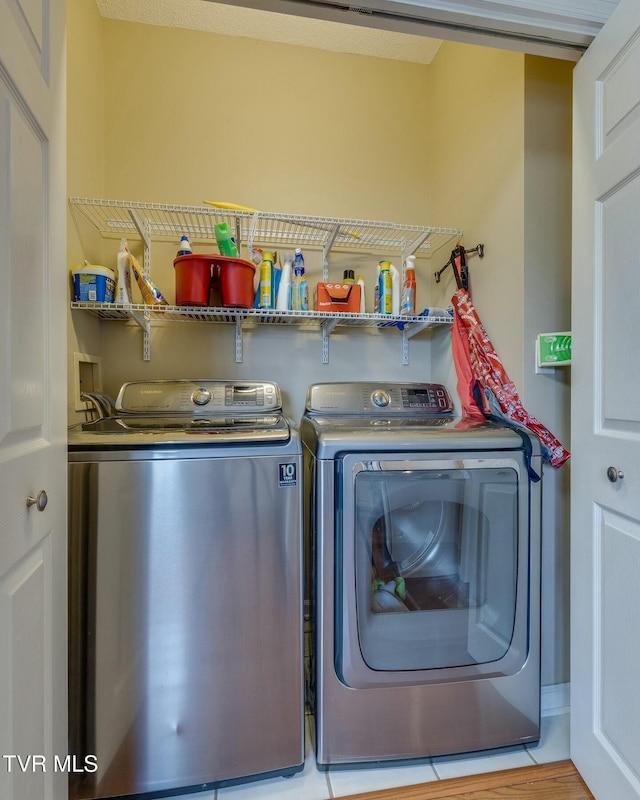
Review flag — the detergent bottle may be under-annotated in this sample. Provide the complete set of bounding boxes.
[378,261,392,314]
[401,256,417,316]
[291,249,308,311]
[258,251,275,308]
[276,252,293,311]
[214,222,238,257]
[177,235,192,256]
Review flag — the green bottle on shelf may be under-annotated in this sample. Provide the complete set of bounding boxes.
[214,222,238,257]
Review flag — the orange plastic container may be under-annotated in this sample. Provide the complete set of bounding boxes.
[174,254,213,306]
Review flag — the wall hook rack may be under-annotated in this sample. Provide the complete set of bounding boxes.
[434,242,485,285]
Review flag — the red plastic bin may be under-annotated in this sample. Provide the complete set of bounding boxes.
[174,254,213,306]
[216,257,256,308]
[174,254,256,308]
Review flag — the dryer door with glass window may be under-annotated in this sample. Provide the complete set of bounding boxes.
[336,450,535,689]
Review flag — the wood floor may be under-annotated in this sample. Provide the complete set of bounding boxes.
[337,761,594,800]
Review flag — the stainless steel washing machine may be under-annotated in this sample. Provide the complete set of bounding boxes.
[68,380,303,799]
[300,381,542,767]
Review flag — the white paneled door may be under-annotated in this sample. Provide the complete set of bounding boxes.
[0,1,67,799]
[571,0,640,797]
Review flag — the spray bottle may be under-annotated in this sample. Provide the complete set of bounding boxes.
[401,256,417,316]
[299,268,308,311]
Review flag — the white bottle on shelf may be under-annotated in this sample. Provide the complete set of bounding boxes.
[115,238,132,304]
[357,275,366,313]
[276,252,293,311]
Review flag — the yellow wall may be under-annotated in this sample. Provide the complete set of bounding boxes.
[428,40,526,387]
[101,20,435,223]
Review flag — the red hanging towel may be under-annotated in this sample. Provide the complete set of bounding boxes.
[452,304,486,421]
[451,287,570,468]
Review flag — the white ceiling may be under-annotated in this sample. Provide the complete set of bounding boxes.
[95,0,620,63]
[95,0,443,63]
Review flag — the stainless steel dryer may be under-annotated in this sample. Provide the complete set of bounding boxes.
[68,380,303,799]
[300,381,542,767]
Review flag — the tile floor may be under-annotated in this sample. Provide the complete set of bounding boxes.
[163,711,570,800]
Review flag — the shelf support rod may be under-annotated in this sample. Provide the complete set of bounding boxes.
[402,329,410,365]
[128,208,151,251]
[127,211,154,365]
[404,319,433,339]
[402,229,433,263]
[144,220,152,275]
[321,318,338,364]
[235,318,244,363]
[128,309,151,361]
[322,224,341,281]
[124,214,154,359]
[143,310,151,361]
[247,211,261,257]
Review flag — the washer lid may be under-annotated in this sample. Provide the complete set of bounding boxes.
[68,413,291,447]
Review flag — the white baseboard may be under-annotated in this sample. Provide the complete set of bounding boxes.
[541,682,570,717]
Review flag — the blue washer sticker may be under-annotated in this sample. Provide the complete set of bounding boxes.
[278,462,297,487]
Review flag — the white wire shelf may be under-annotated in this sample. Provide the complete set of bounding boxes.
[70,302,452,364]
[68,197,462,257]
[70,302,454,329]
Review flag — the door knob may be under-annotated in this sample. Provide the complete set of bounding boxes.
[606,467,624,483]
[26,490,48,511]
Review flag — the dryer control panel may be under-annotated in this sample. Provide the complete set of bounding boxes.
[305,382,454,415]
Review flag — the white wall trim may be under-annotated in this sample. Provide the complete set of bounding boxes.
[541,682,570,717]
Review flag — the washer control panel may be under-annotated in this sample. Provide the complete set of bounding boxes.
[116,380,282,414]
[305,382,454,415]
